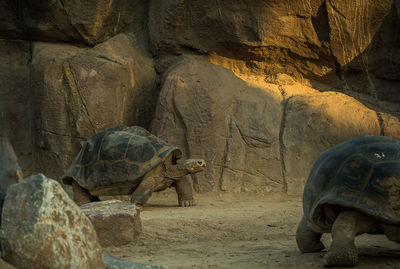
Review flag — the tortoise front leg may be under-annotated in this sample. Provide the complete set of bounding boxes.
[72,181,99,206]
[324,209,378,267]
[296,215,325,253]
[174,177,195,207]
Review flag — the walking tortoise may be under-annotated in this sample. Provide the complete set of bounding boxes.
[62,126,206,207]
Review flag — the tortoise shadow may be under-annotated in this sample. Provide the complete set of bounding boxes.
[142,203,180,208]
[358,245,400,262]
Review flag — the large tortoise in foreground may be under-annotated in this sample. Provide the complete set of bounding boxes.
[296,135,400,267]
[62,126,206,207]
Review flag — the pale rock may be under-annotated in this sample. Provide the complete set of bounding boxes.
[81,200,142,247]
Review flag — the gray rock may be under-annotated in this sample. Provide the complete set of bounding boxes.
[151,56,283,192]
[0,137,22,224]
[0,174,105,269]
[0,0,147,45]
[282,91,381,194]
[0,40,32,174]
[81,200,142,247]
[29,33,156,179]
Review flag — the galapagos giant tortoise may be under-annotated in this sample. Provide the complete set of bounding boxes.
[62,126,206,207]
[296,135,400,267]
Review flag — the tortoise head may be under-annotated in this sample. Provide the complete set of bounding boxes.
[183,159,206,174]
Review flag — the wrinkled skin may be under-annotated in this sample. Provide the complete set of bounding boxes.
[297,208,400,267]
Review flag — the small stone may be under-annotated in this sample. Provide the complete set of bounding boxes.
[81,200,142,247]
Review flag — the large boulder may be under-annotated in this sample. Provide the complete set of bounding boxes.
[282,90,381,194]
[81,200,142,247]
[149,0,399,102]
[31,33,156,178]
[151,56,283,192]
[0,0,147,45]
[151,57,400,194]
[0,174,105,269]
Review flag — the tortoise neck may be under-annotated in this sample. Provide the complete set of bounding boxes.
[163,162,188,179]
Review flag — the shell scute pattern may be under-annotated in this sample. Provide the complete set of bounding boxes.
[125,135,156,163]
[99,131,132,161]
[304,135,400,231]
[63,126,181,192]
[79,125,127,166]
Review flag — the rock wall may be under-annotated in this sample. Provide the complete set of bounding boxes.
[1,0,399,194]
[150,57,400,194]
[0,0,156,179]
[150,0,399,102]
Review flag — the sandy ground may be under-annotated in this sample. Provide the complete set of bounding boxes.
[103,190,400,269]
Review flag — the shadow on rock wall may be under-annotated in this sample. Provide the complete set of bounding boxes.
[311,0,400,107]
[150,55,400,195]
[149,0,400,195]
[150,0,399,112]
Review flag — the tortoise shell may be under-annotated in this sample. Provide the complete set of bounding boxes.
[62,126,182,195]
[303,135,400,231]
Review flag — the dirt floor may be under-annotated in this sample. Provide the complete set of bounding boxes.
[103,190,400,269]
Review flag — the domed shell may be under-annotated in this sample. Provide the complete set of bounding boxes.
[303,135,400,231]
[62,126,182,195]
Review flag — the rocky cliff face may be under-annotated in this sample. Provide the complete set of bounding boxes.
[1,0,399,194]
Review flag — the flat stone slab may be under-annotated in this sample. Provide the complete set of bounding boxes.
[103,254,167,269]
[81,200,142,247]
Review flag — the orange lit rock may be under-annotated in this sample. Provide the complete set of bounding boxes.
[151,57,400,194]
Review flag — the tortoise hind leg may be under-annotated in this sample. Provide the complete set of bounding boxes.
[131,175,156,206]
[379,223,400,243]
[72,181,98,206]
[324,209,378,267]
[296,215,324,253]
[174,177,195,207]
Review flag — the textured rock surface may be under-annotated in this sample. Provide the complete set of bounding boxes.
[29,33,156,178]
[151,57,283,192]
[0,0,147,45]
[0,258,15,269]
[0,174,105,269]
[149,0,399,101]
[103,254,167,269]
[81,200,142,247]
[0,40,32,172]
[282,91,381,194]
[0,137,23,224]
[151,57,400,194]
